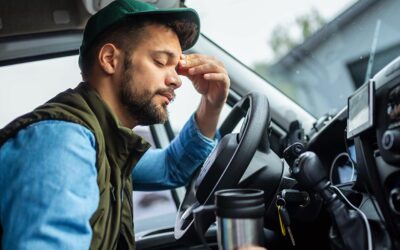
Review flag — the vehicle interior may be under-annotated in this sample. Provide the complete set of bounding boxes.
[1,0,400,249]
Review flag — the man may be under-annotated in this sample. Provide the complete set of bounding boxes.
[0,0,229,249]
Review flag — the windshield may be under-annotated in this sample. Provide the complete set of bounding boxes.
[187,0,400,118]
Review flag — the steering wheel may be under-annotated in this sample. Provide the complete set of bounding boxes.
[174,91,271,242]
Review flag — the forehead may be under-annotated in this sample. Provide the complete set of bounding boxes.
[136,23,182,56]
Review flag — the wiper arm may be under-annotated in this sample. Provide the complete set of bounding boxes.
[364,19,381,82]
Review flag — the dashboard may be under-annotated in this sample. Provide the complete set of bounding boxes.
[302,56,400,249]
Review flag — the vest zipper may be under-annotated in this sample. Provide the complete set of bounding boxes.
[114,174,126,249]
[121,182,124,202]
[116,163,134,249]
[110,184,116,202]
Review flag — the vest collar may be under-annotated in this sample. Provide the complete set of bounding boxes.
[76,82,149,175]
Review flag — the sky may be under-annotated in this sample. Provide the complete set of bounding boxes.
[0,0,356,127]
[187,0,356,65]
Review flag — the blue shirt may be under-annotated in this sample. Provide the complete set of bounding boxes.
[0,114,216,249]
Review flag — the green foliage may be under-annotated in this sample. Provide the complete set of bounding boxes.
[252,8,326,102]
[269,8,326,61]
[296,9,326,39]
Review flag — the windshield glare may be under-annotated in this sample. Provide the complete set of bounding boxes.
[187,0,400,118]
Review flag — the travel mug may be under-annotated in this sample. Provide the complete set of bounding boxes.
[215,189,265,250]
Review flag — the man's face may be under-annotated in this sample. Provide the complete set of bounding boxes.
[119,24,182,125]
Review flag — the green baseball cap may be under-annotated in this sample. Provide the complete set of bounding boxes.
[79,0,200,69]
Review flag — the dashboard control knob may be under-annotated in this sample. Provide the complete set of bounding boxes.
[292,151,328,190]
[283,142,305,167]
[382,130,400,151]
[389,188,400,215]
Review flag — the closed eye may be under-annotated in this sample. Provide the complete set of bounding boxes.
[154,59,166,67]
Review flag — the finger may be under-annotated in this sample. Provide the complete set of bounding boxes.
[179,56,206,68]
[176,65,189,76]
[180,54,223,68]
[203,72,230,83]
[188,63,226,76]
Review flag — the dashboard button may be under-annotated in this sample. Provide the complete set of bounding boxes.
[382,130,400,151]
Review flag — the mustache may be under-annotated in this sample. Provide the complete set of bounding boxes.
[155,87,176,102]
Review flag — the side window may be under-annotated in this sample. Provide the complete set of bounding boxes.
[132,126,177,232]
[167,76,201,132]
[168,76,231,133]
[0,56,81,127]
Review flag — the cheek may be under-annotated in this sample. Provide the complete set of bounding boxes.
[132,59,166,89]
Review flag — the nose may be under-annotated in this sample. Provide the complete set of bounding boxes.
[165,69,182,89]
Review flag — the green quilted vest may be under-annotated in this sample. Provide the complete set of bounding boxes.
[0,82,151,249]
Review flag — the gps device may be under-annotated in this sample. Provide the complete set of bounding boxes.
[347,80,375,139]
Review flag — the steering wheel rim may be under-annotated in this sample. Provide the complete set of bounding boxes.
[174,91,271,242]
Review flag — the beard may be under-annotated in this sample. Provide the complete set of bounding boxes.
[119,58,174,125]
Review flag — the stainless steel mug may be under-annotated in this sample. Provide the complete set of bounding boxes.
[215,189,265,250]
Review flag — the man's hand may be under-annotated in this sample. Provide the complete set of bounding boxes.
[178,54,230,138]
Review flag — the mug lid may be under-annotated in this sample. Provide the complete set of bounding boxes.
[215,189,265,218]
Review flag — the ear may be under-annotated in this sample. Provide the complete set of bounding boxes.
[98,43,121,75]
